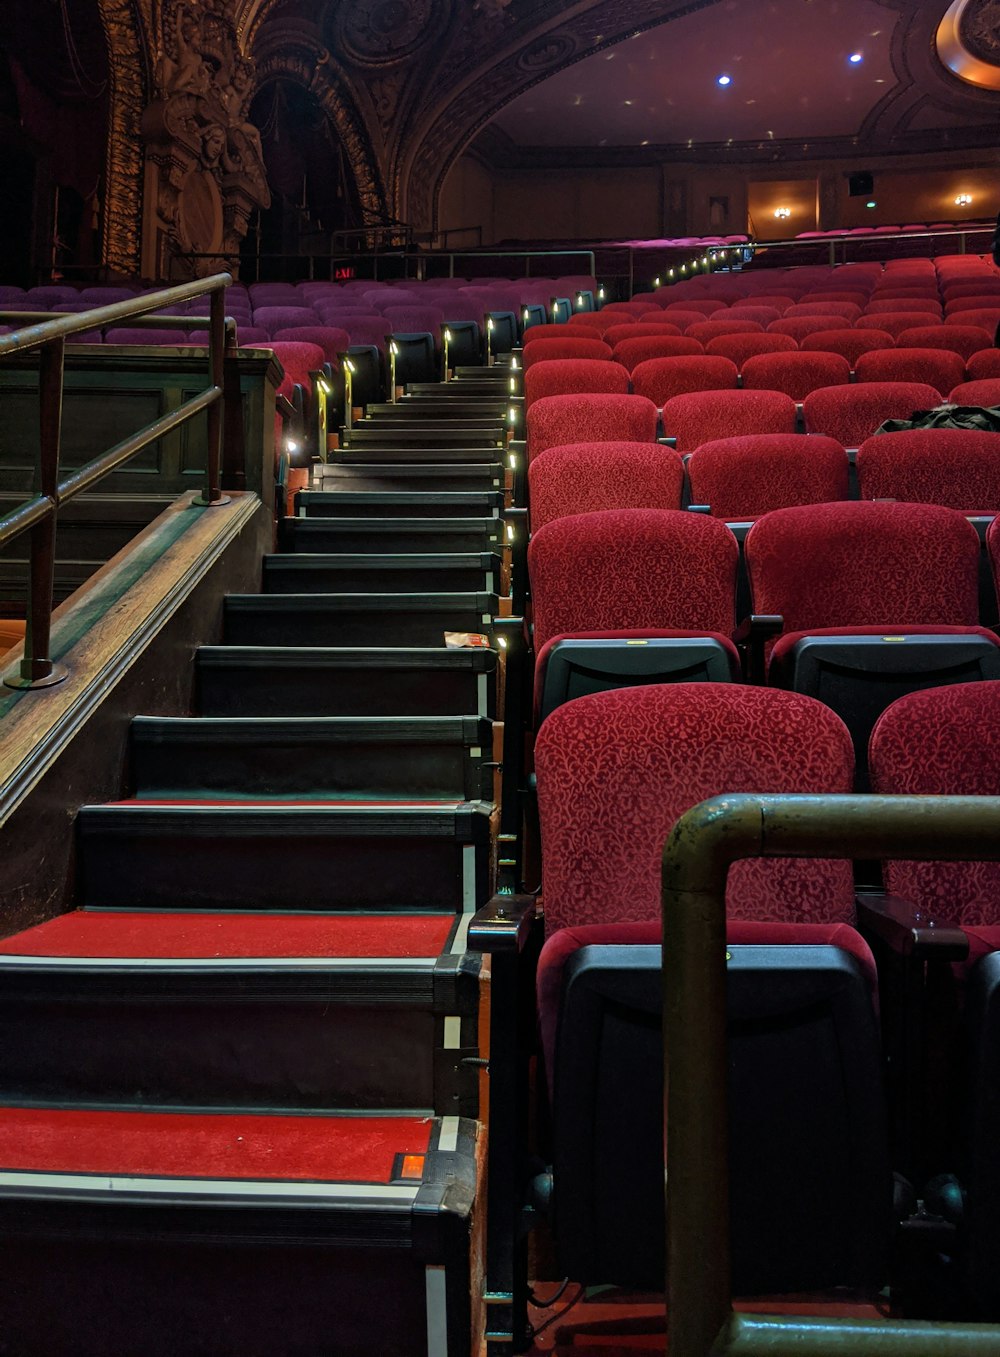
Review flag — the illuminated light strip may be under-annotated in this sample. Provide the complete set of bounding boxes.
[0,1170,419,1201]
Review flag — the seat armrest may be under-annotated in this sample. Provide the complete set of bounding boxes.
[856,891,969,962]
[469,893,539,954]
[733,613,783,684]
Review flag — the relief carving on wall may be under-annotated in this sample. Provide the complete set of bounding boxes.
[98,0,147,277]
[142,0,271,277]
[937,0,1000,90]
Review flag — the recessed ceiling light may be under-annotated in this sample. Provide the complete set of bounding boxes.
[849,53,863,64]
[717,74,732,86]
[866,200,877,209]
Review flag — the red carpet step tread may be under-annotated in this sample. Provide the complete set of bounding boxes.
[0,1107,432,1182]
[0,911,458,959]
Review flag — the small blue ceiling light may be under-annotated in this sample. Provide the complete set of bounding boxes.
[717,74,732,86]
[849,52,863,64]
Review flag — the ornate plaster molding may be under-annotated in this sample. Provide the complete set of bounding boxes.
[98,0,147,276]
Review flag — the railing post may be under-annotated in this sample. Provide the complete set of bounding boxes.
[11,337,68,688]
[194,284,230,507]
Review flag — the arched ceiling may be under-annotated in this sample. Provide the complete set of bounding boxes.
[230,0,1000,226]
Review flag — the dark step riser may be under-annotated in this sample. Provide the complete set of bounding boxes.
[316,471,504,494]
[342,432,503,449]
[0,972,478,1114]
[264,564,499,594]
[197,661,495,719]
[132,722,495,802]
[279,523,504,554]
[78,822,491,913]
[223,609,496,649]
[328,446,505,464]
[297,502,503,522]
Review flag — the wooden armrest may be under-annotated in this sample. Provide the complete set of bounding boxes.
[469,893,539,955]
[856,891,969,962]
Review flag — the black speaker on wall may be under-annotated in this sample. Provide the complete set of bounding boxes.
[849,172,874,198]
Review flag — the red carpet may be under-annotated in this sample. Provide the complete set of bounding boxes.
[0,910,456,958]
[0,1107,433,1182]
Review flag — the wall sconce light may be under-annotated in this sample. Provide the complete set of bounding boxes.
[955,193,973,208]
[774,207,791,219]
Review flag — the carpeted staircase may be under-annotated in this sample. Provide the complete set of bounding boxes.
[0,363,514,1356]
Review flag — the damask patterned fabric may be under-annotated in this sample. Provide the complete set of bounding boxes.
[523,358,631,410]
[746,501,983,633]
[768,316,851,342]
[857,429,1000,510]
[664,300,727,319]
[601,322,683,347]
[686,319,765,345]
[704,333,798,367]
[967,350,1000,381]
[869,682,1000,925]
[802,382,943,447]
[725,306,784,326]
[689,434,849,518]
[528,507,739,652]
[949,379,1000,406]
[744,295,798,311]
[272,326,350,368]
[534,683,856,936]
[565,313,616,335]
[266,342,327,401]
[864,298,943,317]
[741,351,851,400]
[611,336,705,372]
[854,348,965,396]
[662,388,797,451]
[521,338,613,370]
[521,324,571,345]
[528,442,685,529]
[785,302,863,322]
[650,309,713,331]
[854,314,935,340]
[631,355,738,405]
[799,329,895,365]
[804,291,870,307]
[526,394,658,460]
[895,325,994,361]
[251,306,320,336]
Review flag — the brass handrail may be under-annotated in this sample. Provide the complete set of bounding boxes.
[661,792,1000,1357]
[0,272,233,689]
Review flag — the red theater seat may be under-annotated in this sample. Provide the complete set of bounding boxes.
[854,348,964,396]
[741,351,851,400]
[526,393,658,460]
[802,382,943,447]
[688,434,849,519]
[631,355,737,405]
[663,389,797,451]
[611,335,705,371]
[704,332,798,367]
[523,358,630,409]
[856,429,1000,510]
[799,329,895,366]
[521,337,612,369]
[528,441,685,530]
[895,325,994,362]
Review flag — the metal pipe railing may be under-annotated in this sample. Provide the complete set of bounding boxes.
[0,272,233,689]
[661,792,1000,1357]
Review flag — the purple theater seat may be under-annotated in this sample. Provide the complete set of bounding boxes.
[252,306,320,335]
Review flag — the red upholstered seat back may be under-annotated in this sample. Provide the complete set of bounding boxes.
[854,348,965,396]
[631,355,737,405]
[895,324,993,362]
[267,342,326,401]
[741,351,851,400]
[746,500,982,632]
[662,388,797,451]
[769,316,850,342]
[528,442,684,529]
[854,313,937,340]
[869,682,1000,924]
[612,335,705,371]
[950,378,1000,405]
[523,358,630,409]
[527,507,738,652]
[704,332,798,367]
[688,434,848,519]
[967,349,1000,381]
[802,381,943,447]
[856,429,1000,510]
[521,337,612,369]
[526,393,658,460]
[686,318,764,345]
[799,329,895,365]
[535,683,856,934]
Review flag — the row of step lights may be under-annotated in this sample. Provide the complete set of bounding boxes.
[0,361,517,1354]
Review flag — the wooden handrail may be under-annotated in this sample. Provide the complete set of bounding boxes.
[0,272,233,690]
